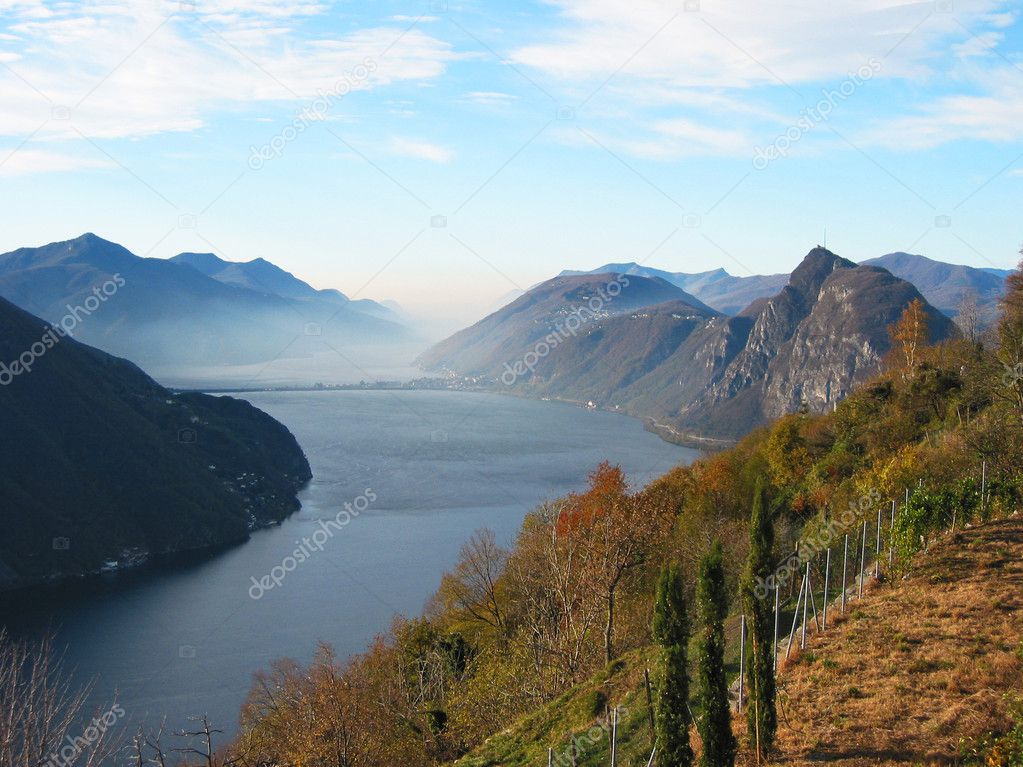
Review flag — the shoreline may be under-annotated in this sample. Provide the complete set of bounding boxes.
[182,378,734,452]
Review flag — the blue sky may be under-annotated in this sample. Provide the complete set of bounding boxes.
[1,0,1022,322]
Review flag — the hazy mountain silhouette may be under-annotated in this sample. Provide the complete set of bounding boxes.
[0,234,411,370]
[863,251,1007,319]
[422,248,957,440]
[0,295,311,590]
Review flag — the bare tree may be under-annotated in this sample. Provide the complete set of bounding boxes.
[173,715,245,767]
[956,290,981,345]
[131,721,170,767]
[434,528,509,639]
[0,630,121,767]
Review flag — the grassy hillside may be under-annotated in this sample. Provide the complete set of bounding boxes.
[773,516,1023,766]
[455,516,1023,766]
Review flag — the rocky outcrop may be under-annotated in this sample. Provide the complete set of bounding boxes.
[419,247,957,441]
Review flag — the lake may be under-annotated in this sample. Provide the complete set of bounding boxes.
[0,390,698,742]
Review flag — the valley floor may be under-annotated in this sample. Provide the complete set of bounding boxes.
[768,516,1023,766]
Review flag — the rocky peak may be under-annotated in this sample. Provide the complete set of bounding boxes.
[788,246,856,302]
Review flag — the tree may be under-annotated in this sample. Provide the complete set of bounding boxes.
[741,480,776,760]
[561,462,673,663]
[956,291,981,346]
[0,631,120,767]
[695,542,735,767]
[996,252,1023,423]
[652,562,693,767]
[888,298,930,379]
[434,528,509,640]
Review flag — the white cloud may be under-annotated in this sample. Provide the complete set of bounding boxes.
[512,0,1007,88]
[860,65,1023,148]
[0,147,111,175]
[0,0,462,141]
[392,15,439,23]
[463,90,518,106]
[387,137,454,163]
[509,0,1020,155]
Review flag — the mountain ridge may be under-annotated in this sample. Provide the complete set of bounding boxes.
[0,294,312,591]
[0,233,411,370]
[569,251,1009,320]
[422,247,957,440]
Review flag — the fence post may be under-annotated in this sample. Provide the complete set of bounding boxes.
[644,668,655,740]
[610,705,617,767]
[822,547,831,630]
[841,534,849,614]
[738,614,746,713]
[549,747,554,767]
[858,521,867,599]
[786,569,806,659]
[875,507,882,578]
[981,459,987,517]
[800,562,810,648]
[773,582,780,672]
[888,500,896,568]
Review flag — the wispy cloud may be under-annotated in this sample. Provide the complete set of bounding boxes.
[0,1,463,142]
[463,90,518,106]
[387,137,454,163]
[0,147,111,175]
[508,0,1020,157]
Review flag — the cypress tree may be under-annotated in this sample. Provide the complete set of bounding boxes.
[652,562,693,767]
[695,541,735,767]
[742,479,777,759]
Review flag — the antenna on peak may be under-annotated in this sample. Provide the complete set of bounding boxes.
[823,226,827,249]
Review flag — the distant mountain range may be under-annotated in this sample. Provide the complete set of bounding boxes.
[421,247,958,441]
[418,272,712,378]
[0,234,411,370]
[0,295,311,591]
[565,252,1008,318]
[560,263,788,315]
[862,252,1009,319]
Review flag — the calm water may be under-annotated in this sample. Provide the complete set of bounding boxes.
[1,390,697,741]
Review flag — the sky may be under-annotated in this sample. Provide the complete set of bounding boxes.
[1,0,1022,324]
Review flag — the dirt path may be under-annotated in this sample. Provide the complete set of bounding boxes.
[766,516,1023,766]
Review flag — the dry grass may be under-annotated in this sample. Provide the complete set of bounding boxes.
[761,517,1023,767]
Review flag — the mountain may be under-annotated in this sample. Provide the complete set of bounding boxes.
[862,252,1008,318]
[414,273,715,379]
[564,252,1013,321]
[0,295,311,591]
[0,234,410,370]
[421,248,956,441]
[560,262,789,315]
[671,248,956,436]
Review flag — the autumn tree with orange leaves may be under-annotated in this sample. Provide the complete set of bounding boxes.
[560,462,676,663]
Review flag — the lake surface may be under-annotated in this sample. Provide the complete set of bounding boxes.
[1,390,697,742]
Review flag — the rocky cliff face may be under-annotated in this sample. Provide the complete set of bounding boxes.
[674,249,955,436]
[420,247,957,441]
